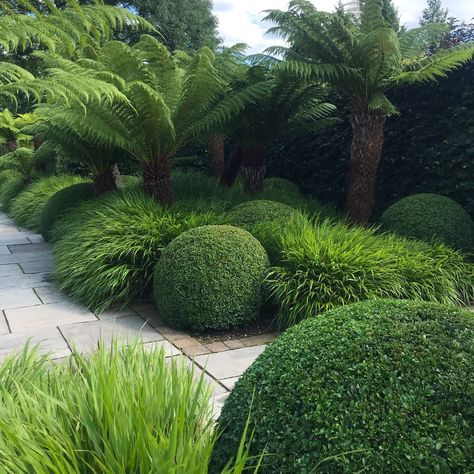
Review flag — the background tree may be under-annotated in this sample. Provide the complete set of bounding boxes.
[264,0,474,224]
[420,0,448,26]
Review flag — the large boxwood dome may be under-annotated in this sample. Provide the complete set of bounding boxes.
[212,299,474,473]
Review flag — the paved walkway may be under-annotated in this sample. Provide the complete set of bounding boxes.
[0,212,274,415]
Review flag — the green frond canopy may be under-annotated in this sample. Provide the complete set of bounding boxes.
[263,0,474,115]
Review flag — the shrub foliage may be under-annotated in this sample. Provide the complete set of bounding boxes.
[52,190,216,312]
[0,171,25,212]
[154,225,270,331]
[213,300,474,473]
[380,193,474,253]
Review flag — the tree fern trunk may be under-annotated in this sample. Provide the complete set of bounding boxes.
[208,133,225,178]
[142,158,173,205]
[220,144,243,187]
[346,111,386,225]
[93,166,118,197]
[241,145,266,194]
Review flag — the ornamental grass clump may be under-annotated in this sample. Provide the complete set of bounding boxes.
[9,175,89,231]
[0,171,25,211]
[52,189,217,312]
[266,214,474,328]
[212,300,474,473]
[0,342,259,473]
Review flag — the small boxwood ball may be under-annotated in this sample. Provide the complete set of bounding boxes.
[153,225,270,331]
[212,300,474,473]
[40,183,94,240]
[225,200,297,228]
[263,177,300,196]
[380,193,474,252]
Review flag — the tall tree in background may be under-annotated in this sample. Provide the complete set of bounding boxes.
[420,0,448,26]
[119,0,219,50]
[264,0,474,224]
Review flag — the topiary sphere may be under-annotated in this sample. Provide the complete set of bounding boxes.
[212,300,474,473]
[225,200,298,229]
[153,225,270,331]
[263,177,300,196]
[40,182,94,240]
[380,193,474,253]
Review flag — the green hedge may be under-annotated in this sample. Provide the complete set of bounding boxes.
[52,189,217,313]
[266,214,474,328]
[154,225,270,331]
[379,193,474,253]
[263,177,300,196]
[9,175,89,232]
[40,182,95,240]
[213,300,474,473]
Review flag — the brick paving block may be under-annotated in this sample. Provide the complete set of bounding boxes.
[156,325,188,341]
[173,337,200,349]
[182,344,211,357]
[241,334,277,346]
[206,341,229,353]
[223,339,245,350]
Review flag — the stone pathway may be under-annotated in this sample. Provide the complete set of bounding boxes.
[0,212,276,415]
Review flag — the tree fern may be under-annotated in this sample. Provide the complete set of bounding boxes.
[264,0,474,223]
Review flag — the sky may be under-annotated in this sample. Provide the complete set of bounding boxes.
[214,0,474,52]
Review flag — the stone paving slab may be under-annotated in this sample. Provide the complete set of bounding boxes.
[0,313,9,335]
[33,284,64,304]
[194,345,266,380]
[0,246,11,255]
[0,250,52,265]
[0,327,72,362]
[0,263,23,277]
[8,242,50,254]
[96,306,138,320]
[0,273,51,290]
[5,301,97,333]
[0,232,30,245]
[19,259,54,274]
[0,288,42,311]
[59,316,163,353]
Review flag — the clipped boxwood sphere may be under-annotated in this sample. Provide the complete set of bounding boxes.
[225,200,297,228]
[154,225,269,331]
[380,193,474,252]
[40,182,94,240]
[213,300,474,473]
[263,177,300,196]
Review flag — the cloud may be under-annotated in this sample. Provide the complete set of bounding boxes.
[214,0,474,53]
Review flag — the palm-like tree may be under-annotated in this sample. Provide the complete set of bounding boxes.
[35,35,267,204]
[264,0,474,223]
[228,66,338,193]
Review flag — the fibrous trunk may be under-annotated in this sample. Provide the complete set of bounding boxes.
[241,145,266,194]
[93,166,118,197]
[142,158,173,205]
[346,111,386,225]
[220,144,243,187]
[208,133,225,179]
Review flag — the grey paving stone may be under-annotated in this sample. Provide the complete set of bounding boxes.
[0,288,42,310]
[212,393,230,420]
[0,246,11,255]
[5,301,97,333]
[96,306,138,320]
[25,234,44,244]
[143,340,182,358]
[0,263,23,277]
[0,225,19,233]
[0,313,8,335]
[0,232,30,245]
[194,345,266,380]
[8,242,50,254]
[0,327,71,362]
[0,273,51,290]
[19,259,54,274]
[167,355,228,396]
[59,316,163,353]
[34,285,69,304]
[0,250,52,265]
[219,376,240,391]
